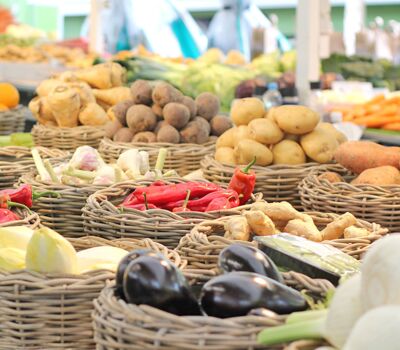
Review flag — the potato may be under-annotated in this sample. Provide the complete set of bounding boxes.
[152,82,182,107]
[236,125,252,142]
[248,118,283,145]
[180,120,209,144]
[215,147,236,165]
[318,172,344,183]
[181,96,197,119]
[195,92,219,120]
[300,128,338,164]
[272,140,306,165]
[113,127,134,142]
[130,80,153,105]
[132,131,157,143]
[234,139,273,166]
[157,124,180,143]
[104,119,122,139]
[216,128,236,149]
[163,102,190,129]
[317,123,347,144]
[193,116,211,135]
[231,98,265,126]
[210,115,233,136]
[272,105,320,135]
[126,105,157,134]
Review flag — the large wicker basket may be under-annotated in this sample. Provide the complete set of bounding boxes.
[177,210,386,280]
[32,124,105,151]
[299,168,400,233]
[83,178,262,249]
[92,272,333,350]
[0,146,68,189]
[0,235,183,350]
[0,105,26,135]
[201,156,335,209]
[98,138,216,175]
[0,207,40,229]
[19,173,107,237]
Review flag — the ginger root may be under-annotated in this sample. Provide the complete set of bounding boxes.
[252,201,301,222]
[321,212,357,241]
[244,210,275,236]
[284,219,322,242]
[344,226,370,239]
[224,216,250,241]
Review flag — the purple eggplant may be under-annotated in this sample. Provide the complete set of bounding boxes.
[122,255,201,315]
[200,272,307,318]
[218,244,284,283]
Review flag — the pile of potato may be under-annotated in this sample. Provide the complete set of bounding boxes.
[105,81,232,144]
[216,97,347,166]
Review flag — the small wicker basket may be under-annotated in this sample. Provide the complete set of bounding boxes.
[0,146,68,189]
[0,236,183,350]
[0,207,40,229]
[0,105,26,135]
[32,124,105,151]
[19,173,107,237]
[98,138,216,175]
[299,168,400,233]
[83,178,262,249]
[201,156,335,209]
[92,273,333,350]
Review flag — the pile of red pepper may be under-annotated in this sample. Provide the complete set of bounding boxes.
[121,158,256,213]
[0,184,59,224]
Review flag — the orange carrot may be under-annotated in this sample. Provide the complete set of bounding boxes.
[363,94,385,106]
[353,115,400,128]
[382,122,400,131]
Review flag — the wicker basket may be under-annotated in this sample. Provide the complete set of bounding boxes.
[83,178,262,249]
[19,172,107,238]
[0,105,26,135]
[93,271,333,350]
[299,167,400,233]
[98,138,216,175]
[177,210,387,281]
[0,235,184,350]
[201,156,336,209]
[0,146,68,190]
[0,207,40,229]
[32,124,105,151]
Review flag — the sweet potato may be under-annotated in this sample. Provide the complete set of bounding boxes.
[351,166,400,186]
[334,141,400,174]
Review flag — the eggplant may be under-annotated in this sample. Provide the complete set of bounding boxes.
[123,255,201,315]
[218,243,284,284]
[115,249,161,297]
[200,272,307,318]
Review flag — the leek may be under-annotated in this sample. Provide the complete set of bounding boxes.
[44,159,60,183]
[31,148,49,180]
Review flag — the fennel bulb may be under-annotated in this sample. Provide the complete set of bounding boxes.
[361,234,400,311]
[25,227,77,274]
[343,305,400,350]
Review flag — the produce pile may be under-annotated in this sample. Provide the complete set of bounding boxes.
[333,94,400,131]
[105,80,232,144]
[321,140,400,186]
[216,98,347,166]
[0,225,128,274]
[29,62,128,127]
[31,145,176,186]
[114,242,307,317]
[223,201,369,242]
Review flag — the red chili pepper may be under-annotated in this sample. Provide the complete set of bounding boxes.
[122,181,166,206]
[123,182,220,207]
[0,208,20,223]
[228,157,256,205]
[172,190,191,213]
[205,196,233,211]
[163,189,239,212]
[0,184,59,208]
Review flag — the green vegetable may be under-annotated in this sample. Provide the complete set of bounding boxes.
[31,148,49,181]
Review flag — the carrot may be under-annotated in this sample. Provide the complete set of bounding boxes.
[353,115,400,128]
[377,104,398,116]
[363,94,385,106]
[363,104,382,115]
[382,122,400,131]
[334,141,400,174]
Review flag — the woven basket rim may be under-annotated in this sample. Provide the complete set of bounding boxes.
[100,137,216,150]
[32,123,106,132]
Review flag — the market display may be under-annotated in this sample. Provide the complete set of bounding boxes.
[105,80,230,144]
[216,99,347,166]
